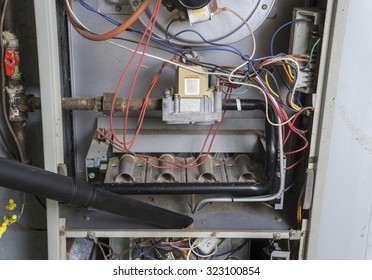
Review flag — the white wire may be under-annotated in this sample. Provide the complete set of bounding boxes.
[65,0,247,79]
[17,193,26,220]
[227,80,299,127]
[67,0,289,216]
[193,115,285,212]
[222,7,256,59]
[106,39,246,79]
[225,8,257,87]
[258,57,301,111]
[186,239,218,260]
[65,0,92,31]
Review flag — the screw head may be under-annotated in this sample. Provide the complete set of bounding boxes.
[88,172,96,179]
[163,89,171,97]
[133,0,139,6]
[115,5,122,12]
[273,233,281,239]
[262,4,268,10]
[166,1,173,8]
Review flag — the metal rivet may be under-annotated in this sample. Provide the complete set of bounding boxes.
[262,4,268,10]
[88,172,96,179]
[115,5,122,12]
[133,0,139,7]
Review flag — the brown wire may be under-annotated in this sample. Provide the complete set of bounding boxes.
[0,0,25,163]
[66,0,152,41]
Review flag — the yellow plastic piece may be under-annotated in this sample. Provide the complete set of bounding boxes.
[0,214,17,239]
[5,214,17,225]
[0,222,8,239]
[5,199,16,211]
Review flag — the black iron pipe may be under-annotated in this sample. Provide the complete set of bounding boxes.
[222,99,277,180]
[0,157,193,228]
[98,181,275,195]
[96,99,279,196]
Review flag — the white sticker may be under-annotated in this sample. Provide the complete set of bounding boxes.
[184,78,200,95]
[236,98,242,111]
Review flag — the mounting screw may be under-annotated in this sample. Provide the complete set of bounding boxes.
[133,0,139,7]
[88,172,96,179]
[163,88,171,97]
[115,5,122,12]
[86,232,96,240]
[273,233,281,240]
[166,1,173,8]
[262,4,268,10]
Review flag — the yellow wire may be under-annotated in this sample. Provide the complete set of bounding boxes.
[264,73,301,111]
[282,64,294,83]
[287,65,295,80]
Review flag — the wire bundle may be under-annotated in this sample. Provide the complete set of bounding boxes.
[65,0,322,210]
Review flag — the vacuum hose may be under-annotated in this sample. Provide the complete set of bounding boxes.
[0,157,193,229]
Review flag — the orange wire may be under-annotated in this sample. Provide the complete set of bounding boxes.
[67,0,152,41]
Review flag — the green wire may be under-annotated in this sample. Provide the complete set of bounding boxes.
[304,37,321,69]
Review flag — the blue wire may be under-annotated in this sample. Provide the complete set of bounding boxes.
[77,0,121,26]
[270,21,294,56]
[76,0,250,60]
[270,19,310,56]
[76,0,302,107]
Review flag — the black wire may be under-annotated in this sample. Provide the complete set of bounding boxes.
[165,18,179,48]
[275,64,290,90]
[34,195,46,210]
[256,68,288,109]
[224,240,249,260]
[132,239,164,260]
[212,240,249,259]
[264,61,300,108]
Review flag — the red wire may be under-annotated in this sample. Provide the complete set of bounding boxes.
[109,0,162,149]
[101,88,232,169]
[123,0,162,151]
[126,56,178,151]
[253,76,314,157]
[284,157,306,171]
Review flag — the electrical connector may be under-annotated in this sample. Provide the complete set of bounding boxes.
[5,199,16,211]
